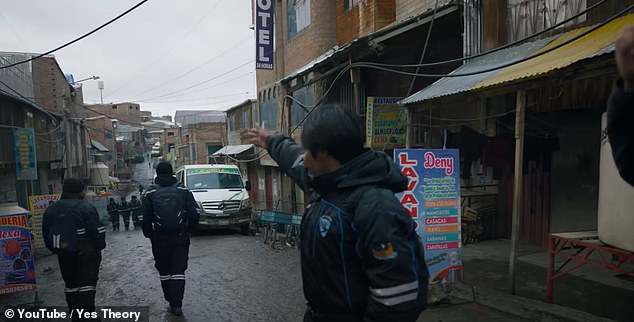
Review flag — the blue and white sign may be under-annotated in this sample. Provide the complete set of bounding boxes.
[13,128,37,181]
[394,149,462,284]
[256,0,274,70]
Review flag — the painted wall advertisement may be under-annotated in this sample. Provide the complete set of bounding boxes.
[14,128,38,180]
[0,213,37,294]
[366,97,406,149]
[28,194,61,250]
[255,0,274,70]
[394,149,462,284]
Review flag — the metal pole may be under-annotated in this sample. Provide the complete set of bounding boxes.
[64,113,73,178]
[100,89,103,104]
[508,90,526,294]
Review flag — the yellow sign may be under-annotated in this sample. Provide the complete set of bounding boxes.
[28,194,60,250]
[366,97,405,149]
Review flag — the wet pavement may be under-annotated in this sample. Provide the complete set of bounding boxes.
[0,158,529,321]
[0,229,530,321]
[1,229,306,321]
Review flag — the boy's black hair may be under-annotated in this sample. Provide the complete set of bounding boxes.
[301,104,365,164]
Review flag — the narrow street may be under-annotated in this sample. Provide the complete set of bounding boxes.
[0,230,527,322]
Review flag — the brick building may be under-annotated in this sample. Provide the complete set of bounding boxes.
[85,102,142,126]
[254,0,460,214]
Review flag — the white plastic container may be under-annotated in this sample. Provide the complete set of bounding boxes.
[90,162,110,186]
[597,113,634,252]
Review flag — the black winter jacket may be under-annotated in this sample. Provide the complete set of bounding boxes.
[142,175,198,238]
[608,78,634,186]
[267,135,429,321]
[42,193,106,253]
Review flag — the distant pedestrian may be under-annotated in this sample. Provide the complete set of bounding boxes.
[107,198,120,231]
[608,25,634,185]
[42,178,106,319]
[142,162,198,316]
[249,105,429,322]
[130,195,142,229]
[118,197,132,231]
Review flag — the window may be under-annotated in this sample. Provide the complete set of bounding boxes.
[167,132,175,137]
[191,143,197,162]
[112,105,117,110]
[186,170,244,189]
[345,0,361,10]
[129,105,133,110]
[228,115,237,131]
[507,0,587,42]
[241,110,250,129]
[260,99,278,130]
[291,86,314,127]
[287,0,310,38]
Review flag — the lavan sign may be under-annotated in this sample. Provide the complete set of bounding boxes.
[256,0,274,70]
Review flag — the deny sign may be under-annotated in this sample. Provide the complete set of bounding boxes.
[256,0,274,70]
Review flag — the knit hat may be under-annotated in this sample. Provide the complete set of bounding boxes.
[63,178,86,194]
[156,161,174,175]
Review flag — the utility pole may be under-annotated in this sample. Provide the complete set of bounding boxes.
[64,111,73,178]
[508,90,526,294]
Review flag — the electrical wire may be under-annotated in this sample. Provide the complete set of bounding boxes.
[107,0,222,98]
[0,0,150,70]
[363,0,609,69]
[236,4,632,162]
[120,35,254,101]
[120,60,254,103]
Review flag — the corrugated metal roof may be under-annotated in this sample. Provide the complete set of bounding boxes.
[475,13,634,89]
[402,13,634,104]
[91,140,109,152]
[212,144,253,156]
[401,37,553,104]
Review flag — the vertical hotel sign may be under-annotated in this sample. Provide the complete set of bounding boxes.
[14,128,37,180]
[395,149,463,284]
[255,0,274,70]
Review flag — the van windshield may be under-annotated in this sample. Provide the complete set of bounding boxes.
[186,169,244,189]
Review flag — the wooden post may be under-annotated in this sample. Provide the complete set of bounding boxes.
[350,63,362,116]
[508,90,526,294]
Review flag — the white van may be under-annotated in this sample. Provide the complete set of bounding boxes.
[175,164,252,234]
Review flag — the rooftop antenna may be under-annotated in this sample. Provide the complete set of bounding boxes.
[97,81,105,104]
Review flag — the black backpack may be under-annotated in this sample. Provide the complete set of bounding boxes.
[46,200,82,253]
[152,185,186,232]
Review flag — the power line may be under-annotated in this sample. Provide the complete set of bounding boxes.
[120,60,254,103]
[136,91,250,104]
[238,5,632,162]
[0,0,150,70]
[363,0,609,69]
[119,35,254,101]
[107,0,222,97]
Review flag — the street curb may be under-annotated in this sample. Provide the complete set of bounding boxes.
[452,282,618,322]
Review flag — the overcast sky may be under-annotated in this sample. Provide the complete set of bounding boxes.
[1,0,255,117]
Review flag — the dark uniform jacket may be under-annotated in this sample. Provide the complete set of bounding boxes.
[142,175,198,239]
[42,193,106,253]
[608,79,634,186]
[130,199,142,216]
[267,135,429,321]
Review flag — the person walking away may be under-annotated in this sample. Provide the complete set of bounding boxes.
[119,197,132,231]
[130,195,143,229]
[108,198,120,231]
[142,162,198,316]
[248,105,429,322]
[42,178,106,319]
[608,25,634,186]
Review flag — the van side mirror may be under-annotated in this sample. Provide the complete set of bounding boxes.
[245,181,252,191]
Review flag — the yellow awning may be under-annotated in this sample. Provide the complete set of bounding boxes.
[473,13,634,90]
